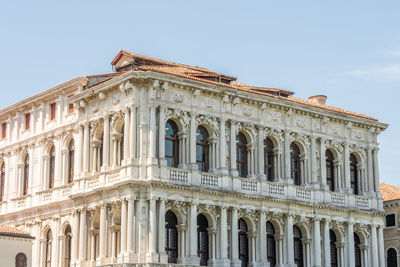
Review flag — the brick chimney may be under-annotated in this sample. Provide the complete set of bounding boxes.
[309,95,327,105]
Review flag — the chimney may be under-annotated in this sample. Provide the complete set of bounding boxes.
[309,95,327,105]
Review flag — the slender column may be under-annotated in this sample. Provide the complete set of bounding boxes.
[79,209,87,261]
[276,235,284,265]
[320,138,327,188]
[284,130,291,180]
[127,197,135,252]
[323,219,331,267]
[367,147,374,193]
[229,121,238,176]
[103,115,110,168]
[148,198,157,253]
[373,148,380,195]
[74,126,82,178]
[149,105,156,159]
[230,208,239,262]
[176,224,187,261]
[347,222,355,267]
[188,202,198,258]
[130,106,136,158]
[83,122,90,173]
[313,218,322,267]
[219,118,228,174]
[344,142,351,192]
[90,232,96,262]
[378,225,385,267]
[219,207,228,260]
[249,232,256,264]
[98,204,107,260]
[257,211,267,263]
[158,199,166,257]
[370,224,379,267]
[120,199,127,254]
[124,108,130,161]
[286,214,295,265]
[157,106,165,164]
[257,126,265,177]
[310,136,318,186]
[111,229,117,261]
[71,210,80,262]
[189,113,197,169]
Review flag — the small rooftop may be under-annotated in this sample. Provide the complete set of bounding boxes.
[0,225,34,239]
[380,183,400,202]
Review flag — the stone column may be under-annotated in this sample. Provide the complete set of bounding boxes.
[344,142,351,193]
[257,211,267,263]
[313,218,322,267]
[119,198,127,262]
[124,108,130,161]
[323,219,331,267]
[127,197,135,255]
[83,122,90,173]
[158,199,167,263]
[189,112,197,170]
[219,206,229,266]
[347,222,355,267]
[79,209,87,262]
[219,118,228,174]
[370,224,379,267]
[320,138,327,189]
[276,234,284,265]
[149,105,157,161]
[176,224,187,263]
[249,231,257,265]
[71,210,80,262]
[367,147,374,194]
[310,136,318,187]
[130,105,137,159]
[284,130,291,181]
[147,197,157,262]
[103,114,110,168]
[229,121,238,176]
[188,202,199,263]
[257,126,265,178]
[98,204,107,263]
[373,148,380,196]
[286,213,295,266]
[378,225,385,267]
[230,208,240,266]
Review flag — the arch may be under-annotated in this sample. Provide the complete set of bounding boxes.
[0,161,5,201]
[293,225,303,267]
[197,210,217,228]
[354,233,361,267]
[329,230,338,267]
[290,142,301,186]
[45,229,53,267]
[22,154,29,196]
[264,137,275,181]
[15,253,27,267]
[238,218,249,267]
[236,132,248,178]
[165,210,178,263]
[48,145,55,189]
[67,139,75,183]
[326,149,335,192]
[197,213,209,266]
[165,120,179,168]
[196,125,209,172]
[350,154,359,195]
[266,221,276,266]
[387,247,398,267]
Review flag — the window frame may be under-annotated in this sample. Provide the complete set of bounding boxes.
[290,143,301,186]
[50,103,56,121]
[236,133,248,178]
[196,126,209,172]
[326,150,335,192]
[350,154,358,195]
[68,140,75,184]
[1,123,6,139]
[25,113,30,130]
[165,120,179,168]
[49,146,55,189]
[264,138,274,181]
[386,213,396,228]
[23,155,29,196]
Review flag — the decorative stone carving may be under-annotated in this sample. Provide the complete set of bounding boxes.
[173,93,184,103]
[242,107,253,117]
[296,117,306,128]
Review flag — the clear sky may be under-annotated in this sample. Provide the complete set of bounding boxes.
[1,1,399,185]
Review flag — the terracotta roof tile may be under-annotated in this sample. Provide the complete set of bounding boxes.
[380,183,400,202]
[0,225,34,239]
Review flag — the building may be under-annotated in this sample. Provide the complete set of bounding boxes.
[0,224,34,267]
[0,50,389,267]
[381,183,400,267]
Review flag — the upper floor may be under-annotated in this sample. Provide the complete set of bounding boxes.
[0,50,388,215]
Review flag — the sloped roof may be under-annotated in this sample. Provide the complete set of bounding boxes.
[0,225,34,239]
[380,183,400,202]
[109,50,378,121]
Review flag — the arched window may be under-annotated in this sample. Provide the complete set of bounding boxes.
[293,225,303,267]
[64,225,72,267]
[119,125,124,165]
[49,145,55,189]
[196,126,209,172]
[68,140,74,183]
[388,248,398,267]
[330,230,338,267]
[0,162,5,202]
[326,150,335,191]
[266,221,276,266]
[264,138,274,181]
[238,218,249,267]
[197,214,209,266]
[236,133,248,178]
[23,154,29,196]
[45,230,52,267]
[350,154,358,195]
[354,233,361,267]
[290,143,301,186]
[165,120,179,168]
[15,253,27,267]
[165,210,178,263]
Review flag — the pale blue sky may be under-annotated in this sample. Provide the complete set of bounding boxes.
[1,1,399,184]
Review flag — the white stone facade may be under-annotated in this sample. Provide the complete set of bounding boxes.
[0,51,389,267]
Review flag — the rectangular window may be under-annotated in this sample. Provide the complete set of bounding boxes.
[50,103,56,120]
[25,113,30,130]
[68,103,74,114]
[386,214,396,227]
[1,123,6,139]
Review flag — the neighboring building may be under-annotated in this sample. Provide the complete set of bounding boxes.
[0,224,34,267]
[381,183,400,267]
[0,50,389,267]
